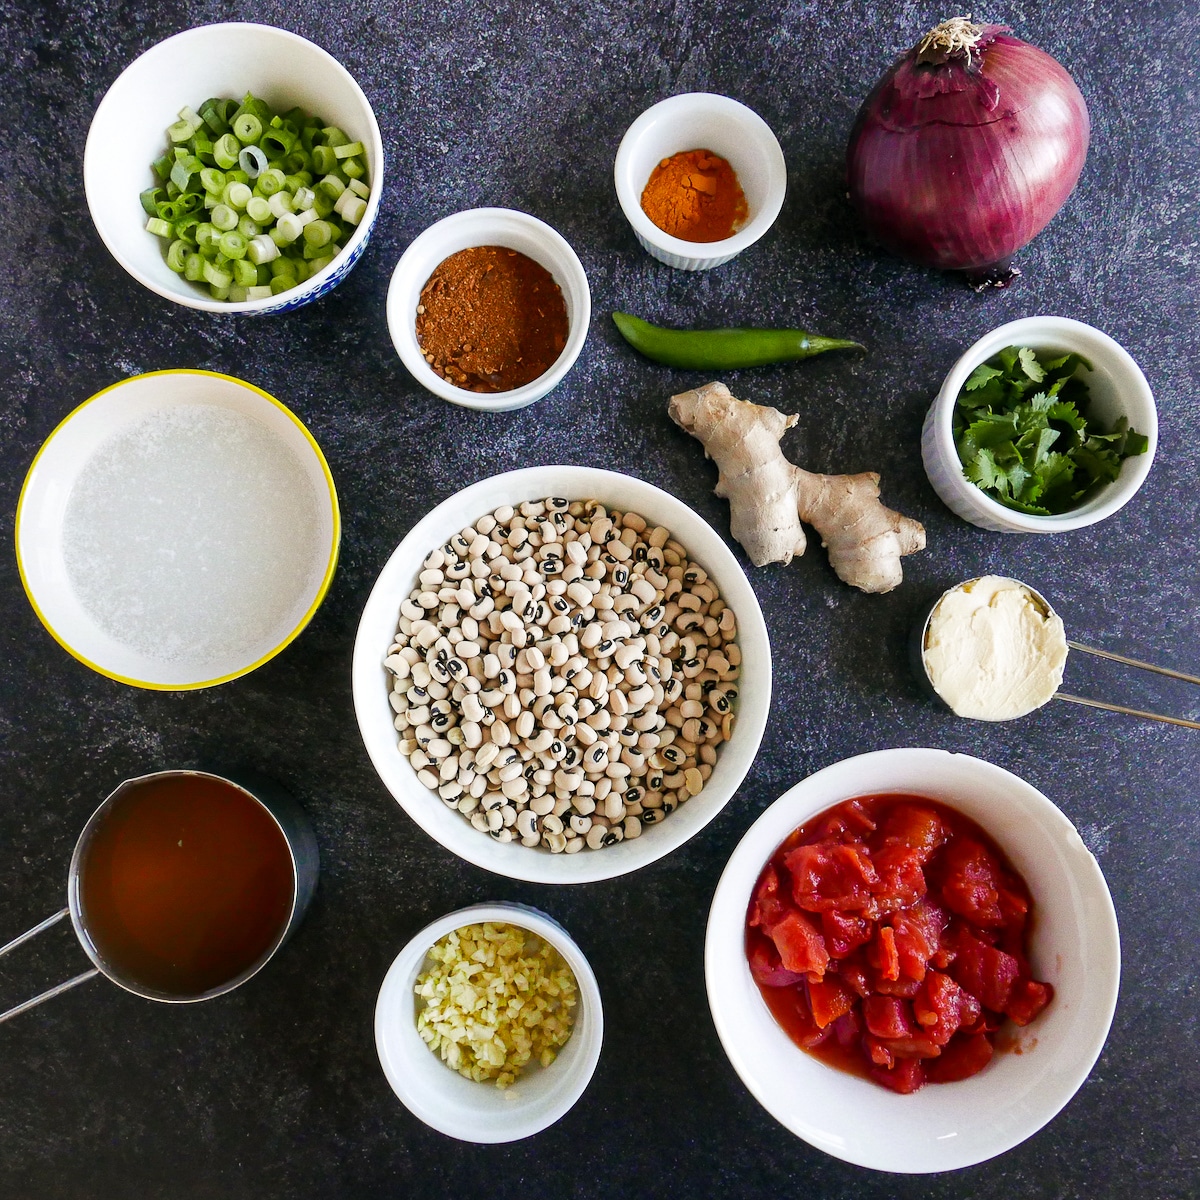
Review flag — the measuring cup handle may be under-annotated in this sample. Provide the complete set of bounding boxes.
[0,907,101,1026]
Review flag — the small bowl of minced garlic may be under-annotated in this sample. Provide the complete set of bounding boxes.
[374,902,603,1142]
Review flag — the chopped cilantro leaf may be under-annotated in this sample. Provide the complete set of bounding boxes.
[953,344,1148,515]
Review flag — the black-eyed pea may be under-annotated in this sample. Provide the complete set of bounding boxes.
[417,767,440,789]
[683,767,704,796]
[585,823,608,850]
[529,794,555,817]
[623,815,643,840]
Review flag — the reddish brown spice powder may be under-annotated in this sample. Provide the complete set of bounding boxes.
[640,148,749,243]
[415,246,569,393]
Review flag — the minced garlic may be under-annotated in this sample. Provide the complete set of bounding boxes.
[414,921,578,1088]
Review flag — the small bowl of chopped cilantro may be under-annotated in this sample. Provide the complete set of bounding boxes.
[922,316,1156,532]
[84,23,383,314]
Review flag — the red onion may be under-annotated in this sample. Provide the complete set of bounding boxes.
[846,18,1090,288]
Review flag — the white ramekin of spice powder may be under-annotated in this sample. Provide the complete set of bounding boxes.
[386,208,591,411]
[614,93,787,271]
[374,902,603,1143]
[351,465,772,884]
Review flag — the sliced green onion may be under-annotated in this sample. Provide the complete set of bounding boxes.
[271,213,303,245]
[200,167,226,195]
[237,215,261,239]
[267,191,294,219]
[341,156,366,181]
[348,178,370,199]
[260,125,297,158]
[232,256,258,286]
[202,259,232,288]
[226,168,251,186]
[184,252,205,281]
[209,282,231,300]
[334,192,368,225]
[312,189,336,218]
[168,118,195,143]
[222,181,252,210]
[175,213,202,243]
[236,93,271,123]
[247,284,273,300]
[311,145,337,174]
[200,101,228,134]
[213,133,240,169]
[270,257,296,279]
[219,231,248,259]
[247,233,280,264]
[269,276,294,295]
[232,113,262,145]
[140,187,165,216]
[146,216,173,238]
[307,253,335,274]
[194,222,218,249]
[333,140,364,160]
[303,219,334,248]
[239,145,268,177]
[210,203,239,232]
[321,126,349,148]
[284,148,311,174]
[245,195,273,224]
[166,239,189,272]
[317,174,345,201]
[292,185,316,211]
[255,167,287,197]
[152,154,172,182]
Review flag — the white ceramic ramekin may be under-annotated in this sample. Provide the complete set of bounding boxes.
[386,208,591,411]
[922,316,1157,533]
[375,902,603,1143]
[706,748,1120,1174]
[614,93,787,271]
[84,23,384,315]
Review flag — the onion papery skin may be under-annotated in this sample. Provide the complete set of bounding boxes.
[847,29,1090,284]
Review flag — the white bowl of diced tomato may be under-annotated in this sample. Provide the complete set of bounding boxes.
[705,747,1120,1174]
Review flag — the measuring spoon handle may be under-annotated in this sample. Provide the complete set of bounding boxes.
[0,907,101,1026]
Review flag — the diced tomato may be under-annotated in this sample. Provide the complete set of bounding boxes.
[872,846,928,913]
[870,1057,925,1094]
[784,841,879,914]
[913,970,982,1046]
[863,995,916,1040]
[868,925,900,982]
[877,803,945,863]
[925,1032,994,1083]
[864,1035,894,1068]
[766,909,830,978]
[747,862,788,929]
[883,1035,943,1059]
[746,931,807,988]
[1005,977,1054,1026]
[948,933,1020,1013]
[821,909,873,956]
[839,962,872,998]
[890,904,943,984]
[937,837,1004,925]
[807,975,857,1028]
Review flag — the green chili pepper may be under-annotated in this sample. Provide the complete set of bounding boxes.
[612,311,865,370]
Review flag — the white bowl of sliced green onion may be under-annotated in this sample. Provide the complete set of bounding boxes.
[84,22,383,314]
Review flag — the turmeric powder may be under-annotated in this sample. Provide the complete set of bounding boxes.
[640,149,748,243]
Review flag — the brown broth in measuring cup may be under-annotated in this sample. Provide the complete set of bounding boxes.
[77,773,295,996]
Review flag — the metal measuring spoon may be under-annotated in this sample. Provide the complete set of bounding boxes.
[914,576,1200,730]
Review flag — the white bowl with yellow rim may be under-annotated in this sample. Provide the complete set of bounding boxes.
[17,370,339,689]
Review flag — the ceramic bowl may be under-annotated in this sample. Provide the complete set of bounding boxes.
[352,465,771,883]
[375,902,603,1142]
[386,208,591,411]
[16,370,339,689]
[84,22,384,314]
[922,316,1157,532]
[705,747,1120,1174]
[614,92,787,271]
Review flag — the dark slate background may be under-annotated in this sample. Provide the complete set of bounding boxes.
[0,1,1197,1197]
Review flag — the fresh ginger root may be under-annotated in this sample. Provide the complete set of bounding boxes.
[668,381,925,593]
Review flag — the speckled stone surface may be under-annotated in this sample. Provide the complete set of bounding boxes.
[0,2,1197,1197]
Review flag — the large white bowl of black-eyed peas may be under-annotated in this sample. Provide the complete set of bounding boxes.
[352,466,772,884]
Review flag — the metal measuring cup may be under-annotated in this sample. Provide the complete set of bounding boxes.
[0,770,319,1024]
[912,576,1200,730]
